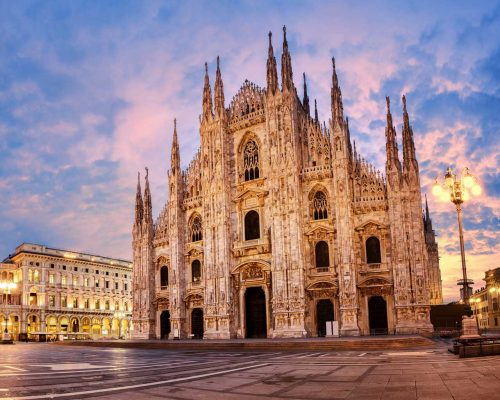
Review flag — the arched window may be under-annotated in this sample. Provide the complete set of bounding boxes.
[28,269,33,283]
[190,216,203,242]
[313,191,328,220]
[315,241,330,270]
[366,236,381,264]
[160,266,169,287]
[191,260,201,283]
[95,299,100,309]
[124,301,128,311]
[105,300,110,310]
[244,210,260,240]
[243,140,260,181]
[114,301,119,310]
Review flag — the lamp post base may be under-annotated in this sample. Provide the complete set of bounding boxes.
[460,315,481,339]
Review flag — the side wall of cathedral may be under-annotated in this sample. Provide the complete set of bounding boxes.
[132,28,442,340]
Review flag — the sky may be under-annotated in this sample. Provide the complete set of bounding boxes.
[0,0,498,303]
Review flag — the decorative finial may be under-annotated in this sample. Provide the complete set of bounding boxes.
[145,167,149,179]
[332,56,336,69]
[137,171,140,183]
[402,94,407,112]
[386,96,390,112]
[204,62,208,73]
[216,55,220,69]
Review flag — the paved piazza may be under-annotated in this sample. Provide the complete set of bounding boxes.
[0,343,499,399]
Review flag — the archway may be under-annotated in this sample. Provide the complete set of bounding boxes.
[91,318,101,337]
[111,318,120,337]
[81,317,90,334]
[245,287,267,338]
[70,318,80,333]
[160,311,171,339]
[46,316,57,333]
[316,299,334,337]
[191,308,204,339]
[59,316,69,333]
[102,318,111,337]
[368,296,388,335]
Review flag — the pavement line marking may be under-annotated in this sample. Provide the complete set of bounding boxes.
[358,353,367,357]
[5,362,269,400]
[0,359,212,377]
[2,366,26,371]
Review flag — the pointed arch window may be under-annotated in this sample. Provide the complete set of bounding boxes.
[315,241,330,271]
[244,210,260,240]
[313,191,328,220]
[160,266,169,288]
[190,216,202,242]
[244,140,260,181]
[366,236,381,264]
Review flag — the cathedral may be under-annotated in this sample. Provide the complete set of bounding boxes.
[132,27,443,340]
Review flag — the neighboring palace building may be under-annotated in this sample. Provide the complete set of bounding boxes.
[132,27,443,340]
[470,267,500,330]
[0,243,132,340]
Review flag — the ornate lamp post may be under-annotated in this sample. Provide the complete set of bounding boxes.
[432,167,481,317]
[113,311,125,339]
[0,281,17,342]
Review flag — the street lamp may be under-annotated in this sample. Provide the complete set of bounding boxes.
[113,310,125,339]
[432,167,481,317]
[0,281,17,342]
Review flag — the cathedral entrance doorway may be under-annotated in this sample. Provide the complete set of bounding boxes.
[191,308,204,339]
[245,287,267,338]
[368,296,388,335]
[316,299,334,337]
[160,311,170,339]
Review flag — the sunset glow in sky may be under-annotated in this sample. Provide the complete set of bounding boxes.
[1,1,498,303]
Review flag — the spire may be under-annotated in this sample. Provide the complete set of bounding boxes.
[266,31,279,95]
[331,56,344,124]
[202,62,213,121]
[170,119,180,174]
[401,95,418,172]
[425,194,431,223]
[214,56,225,117]
[134,171,143,226]
[314,99,319,123]
[385,96,401,172]
[143,167,152,224]
[281,26,294,91]
[302,73,310,115]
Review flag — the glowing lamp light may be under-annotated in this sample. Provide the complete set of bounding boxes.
[489,287,496,293]
[432,180,443,197]
[463,174,474,189]
[471,184,482,196]
[462,190,470,201]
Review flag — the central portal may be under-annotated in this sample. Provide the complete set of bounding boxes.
[368,296,388,335]
[245,287,267,338]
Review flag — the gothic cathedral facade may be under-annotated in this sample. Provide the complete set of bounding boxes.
[132,28,443,339]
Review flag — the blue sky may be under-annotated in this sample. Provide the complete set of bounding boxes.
[0,1,498,302]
